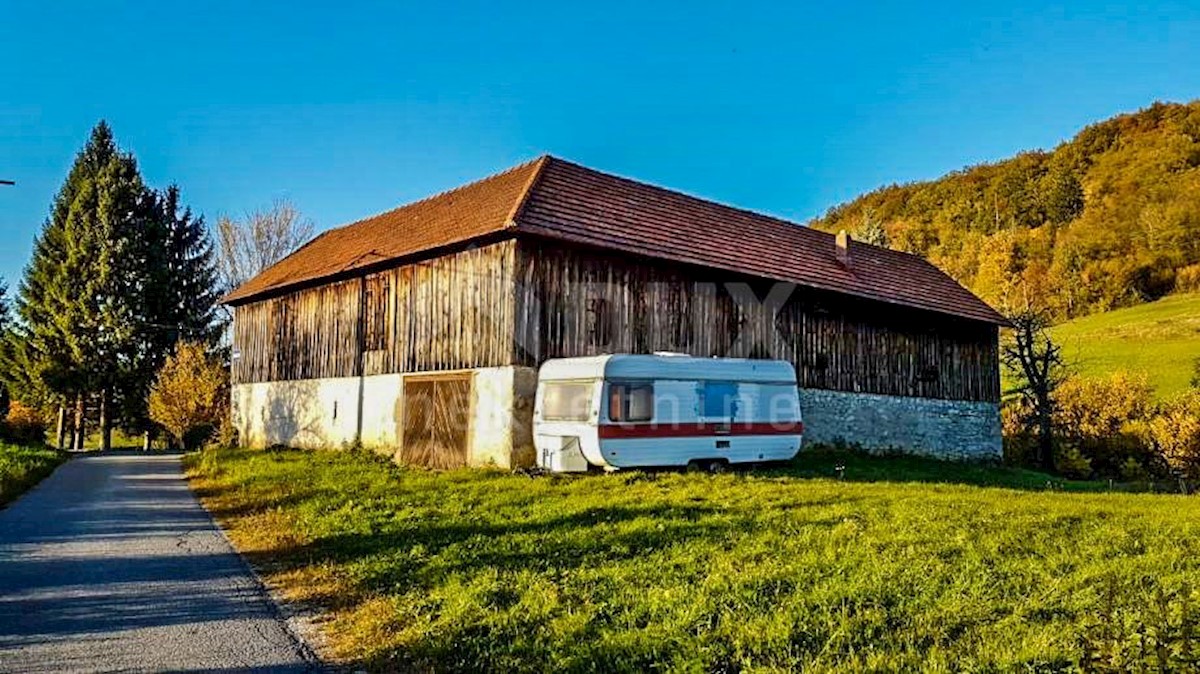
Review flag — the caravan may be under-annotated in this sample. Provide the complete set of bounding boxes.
[534,354,803,472]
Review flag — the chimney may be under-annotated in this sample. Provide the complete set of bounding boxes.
[835,229,851,269]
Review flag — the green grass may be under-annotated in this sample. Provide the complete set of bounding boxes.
[0,442,67,506]
[1046,292,1200,399]
[188,447,1200,672]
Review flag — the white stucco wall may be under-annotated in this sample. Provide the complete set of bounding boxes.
[469,367,512,467]
[232,366,533,468]
[359,374,403,450]
[233,377,362,450]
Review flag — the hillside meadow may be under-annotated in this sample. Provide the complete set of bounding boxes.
[1051,293,1200,400]
[188,447,1200,672]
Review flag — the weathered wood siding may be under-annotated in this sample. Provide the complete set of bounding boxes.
[233,236,1000,404]
[231,277,363,384]
[514,240,1000,403]
[232,241,516,384]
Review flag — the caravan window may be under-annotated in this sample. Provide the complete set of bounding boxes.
[608,382,654,422]
[701,381,739,418]
[542,382,594,421]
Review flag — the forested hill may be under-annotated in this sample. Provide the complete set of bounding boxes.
[810,101,1200,320]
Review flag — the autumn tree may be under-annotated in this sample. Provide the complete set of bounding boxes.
[147,341,228,450]
[813,101,1200,320]
[214,199,314,290]
[1148,392,1200,481]
[1002,309,1067,472]
[854,209,890,248]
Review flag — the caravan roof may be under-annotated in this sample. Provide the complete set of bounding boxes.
[538,354,797,384]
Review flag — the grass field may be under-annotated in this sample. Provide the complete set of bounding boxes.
[0,442,66,506]
[1043,293,1200,400]
[188,447,1200,672]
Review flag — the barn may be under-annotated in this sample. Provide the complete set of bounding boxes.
[223,156,1007,468]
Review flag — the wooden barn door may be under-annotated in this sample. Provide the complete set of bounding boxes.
[401,374,473,468]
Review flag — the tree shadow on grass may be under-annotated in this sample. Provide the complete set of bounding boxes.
[762,448,1114,493]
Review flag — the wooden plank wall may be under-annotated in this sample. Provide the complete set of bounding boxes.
[232,241,516,384]
[232,236,1000,404]
[232,277,363,384]
[515,241,1000,403]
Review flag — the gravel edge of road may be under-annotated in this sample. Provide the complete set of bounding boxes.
[188,476,337,674]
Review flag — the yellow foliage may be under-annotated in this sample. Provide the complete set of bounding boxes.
[1054,372,1154,440]
[1177,263,1200,292]
[148,341,228,449]
[1147,391,1200,478]
[6,400,46,428]
[813,101,1200,319]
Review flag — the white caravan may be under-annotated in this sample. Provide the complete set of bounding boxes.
[533,354,803,472]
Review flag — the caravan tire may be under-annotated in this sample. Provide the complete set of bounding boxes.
[708,460,730,475]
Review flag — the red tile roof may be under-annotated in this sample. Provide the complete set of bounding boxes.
[221,158,544,304]
[224,155,1007,325]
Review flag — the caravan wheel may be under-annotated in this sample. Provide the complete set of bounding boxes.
[708,460,730,474]
[685,460,705,473]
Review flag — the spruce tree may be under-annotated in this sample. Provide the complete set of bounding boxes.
[17,122,150,449]
[18,123,115,446]
[120,185,223,435]
[15,121,222,449]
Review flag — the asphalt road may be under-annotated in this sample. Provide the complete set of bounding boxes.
[0,451,320,673]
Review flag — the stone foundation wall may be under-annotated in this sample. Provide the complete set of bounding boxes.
[799,388,1002,461]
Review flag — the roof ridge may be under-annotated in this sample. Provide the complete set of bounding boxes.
[527,156,941,265]
[324,155,546,236]
[502,154,551,227]
[536,155,817,231]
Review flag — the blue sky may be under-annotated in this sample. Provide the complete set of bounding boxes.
[3,1,1199,289]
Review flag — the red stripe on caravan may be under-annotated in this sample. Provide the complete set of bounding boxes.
[598,422,804,439]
